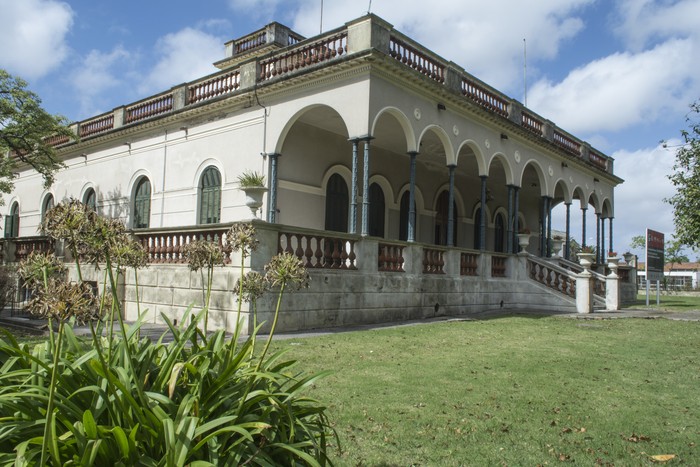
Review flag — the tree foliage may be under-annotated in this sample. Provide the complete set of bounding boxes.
[0,69,74,195]
[666,100,700,249]
[628,234,689,265]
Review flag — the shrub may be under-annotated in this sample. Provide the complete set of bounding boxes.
[0,202,336,465]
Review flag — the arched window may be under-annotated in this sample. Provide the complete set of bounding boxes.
[134,178,151,229]
[434,190,457,246]
[83,188,97,212]
[473,208,482,250]
[199,167,221,224]
[399,191,412,241]
[41,194,54,226]
[494,212,506,253]
[324,173,348,232]
[368,183,385,238]
[4,202,19,238]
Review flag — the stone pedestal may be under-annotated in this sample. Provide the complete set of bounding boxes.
[576,270,593,314]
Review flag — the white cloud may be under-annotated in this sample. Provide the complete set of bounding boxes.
[527,39,697,134]
[70,47,131,117]
[614,0,700,50]
[0,0,74,79]
[139,28,223,95]
[284,0,594,91]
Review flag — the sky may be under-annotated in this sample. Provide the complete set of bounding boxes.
[1,0,699,257]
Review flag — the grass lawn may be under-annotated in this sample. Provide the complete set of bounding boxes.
[626,293,700,312]
[273,317,699,465]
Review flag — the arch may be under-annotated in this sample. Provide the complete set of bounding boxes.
[4,201,20,238]
[198,166,222,225]
[80,184,98,211]
[518,159,548,196]
[456,139,487,175]
[132,176,152,229]
[418,124,456,166]
[552,178,572,204]
[434,189,457,246]
[486,152,515,186]
[274,104,350,155]
[572,186,587,210]
[601,198,613,218]
[193,158,225,188]
[371,106,417,153]
[321,165,352,193]
[324,173,349,232]
[494,210,507,253]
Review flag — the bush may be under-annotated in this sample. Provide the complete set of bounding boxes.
[0,200,336,465]
[0,265,16,311]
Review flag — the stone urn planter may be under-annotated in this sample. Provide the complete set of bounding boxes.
[623,252,635,266]
[237,171,267,218]
[517,233,531,254]
[607,254,619,275]
[578,252,595,270]
[551,237,564,257]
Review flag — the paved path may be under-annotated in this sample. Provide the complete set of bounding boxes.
[2,307,699,342]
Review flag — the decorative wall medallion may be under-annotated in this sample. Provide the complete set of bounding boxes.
[548,165,554,177]
[569,176,574,184]
[453,125,459,136]
[484,139,491,149]
[585,183,589,190]
[414,108,421,120]
[514,151,521,163]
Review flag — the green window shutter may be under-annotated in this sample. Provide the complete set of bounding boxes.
[134,178,151,228]
[199,167,221,224]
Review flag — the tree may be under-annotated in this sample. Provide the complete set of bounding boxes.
[666,100,700,249]
[0,69,74,196]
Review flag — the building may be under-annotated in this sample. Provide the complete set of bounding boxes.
[638,262,700,290]
[1,14,633,333]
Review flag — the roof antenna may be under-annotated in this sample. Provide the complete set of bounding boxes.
[368,0,373,14]
[320,0,323,34]
[523,38,528,106]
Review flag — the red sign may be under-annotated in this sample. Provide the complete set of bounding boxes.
[646,229,665,282]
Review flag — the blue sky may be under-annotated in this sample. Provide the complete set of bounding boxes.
[2,0,699,256]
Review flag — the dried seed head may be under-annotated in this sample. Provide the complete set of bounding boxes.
[27,279,100,324]
[183,239,225,272]
[226,222,259,257]
[233,271,267,303]
[264,252,310,291]
[17,251,66,291]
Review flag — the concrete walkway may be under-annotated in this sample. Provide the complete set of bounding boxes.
[2,306,699,341]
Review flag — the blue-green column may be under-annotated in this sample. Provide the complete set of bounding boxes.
[565,202,571,260]
[408,151,418,242]
[546,196,552,257]
[609,217,614,253]
[480,175,487,251]
[267,153,280,223]
[581,207,587,249]
[506,185,514,254]
[447,164,456,247]
[361,137,373,236]
[349,138,359,234]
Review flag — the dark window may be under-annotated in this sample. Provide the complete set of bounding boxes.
[42,194,54,223]
[494,213,505,253]
[434,190,457,246]
[83,188,97,211]
[4,202,19,238]
[368,183,385,238]
[199,167,221,224]
[399,191,413,241]
[134,178,151,229]
[324,173,348,232]
[473,208,482,250]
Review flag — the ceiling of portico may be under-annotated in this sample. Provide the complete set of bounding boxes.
[296,106,348,137]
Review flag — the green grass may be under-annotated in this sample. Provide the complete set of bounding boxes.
[627,293,700,311]
[273,317,699,465]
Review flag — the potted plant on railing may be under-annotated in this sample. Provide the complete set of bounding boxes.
[517,228,531,254]
[577,245,595,269]
[237,170,267,218]
[607,251,620,273]
[623,251,635,266]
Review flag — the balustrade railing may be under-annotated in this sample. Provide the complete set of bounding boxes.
[553,130,581,156]
[259,32,347,81]
[461,79,509,117]
[126,93,174,124]
[422,247,445,274]
[460,252,478,276]
[188,70,241,105]
[389,35,445,84]
[134,228,231,264]
[235,30,267,54]
[589,151,608,170]
[527,258,576,298]
[279,231,356,270]
[378,243,405,272]
[491,255,507,277]
[13,237,54,263]
[79,114,114,138]
[521,112,544,136]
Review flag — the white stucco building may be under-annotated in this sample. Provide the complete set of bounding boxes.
[2,15,634,333]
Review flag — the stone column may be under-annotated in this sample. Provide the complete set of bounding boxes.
[606,262,620,311]
[480,175,487,251]
[447,164,456,247]
[513,186,520,249]
[546,196,553,257]
[609,217,614,253]
[349,138,360,234]
[408,151,418,242]
[601,216,606,258]
[576,269,594,314]
[267,153,280,223]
